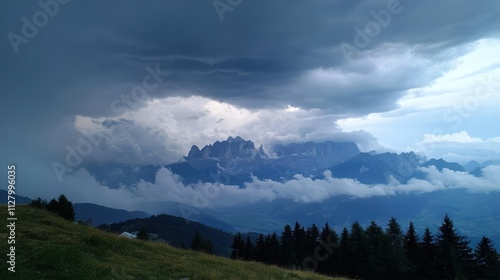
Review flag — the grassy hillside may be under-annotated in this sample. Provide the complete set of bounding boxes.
[101,213,236,256]
[0,205,349,280]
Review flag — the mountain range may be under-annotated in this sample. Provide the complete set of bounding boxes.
[170,136,474,185]
[84,136,489,188]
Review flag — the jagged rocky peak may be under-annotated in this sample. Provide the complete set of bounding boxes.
[185,137,266,160]
[226,136,242,143]
[187,145,202,159]
[186,138,362,162]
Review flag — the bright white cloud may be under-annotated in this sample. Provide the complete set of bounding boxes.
[422,131,483,143]
[66,96,383,166]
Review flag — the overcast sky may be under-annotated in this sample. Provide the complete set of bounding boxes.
[1,0,499,206]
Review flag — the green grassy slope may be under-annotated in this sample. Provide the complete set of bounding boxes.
[0,206,349,280]
[101,212,236,256]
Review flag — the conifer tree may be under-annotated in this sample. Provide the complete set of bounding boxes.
[404,222,420,277]
[244,235,253,260]
[404,222,419,260]
[385,218,412,278]
[47,198,59,213]
[350,222,368,278]
[293,222,306,266]
[319,222,339,274]
[137,227,148,240]
[191,231,214,254]
[57,195,75,221]
[281,224,294,266]
[386,217,404,247]
[191,230,203,251]
[474,236,500,279]
[43,195,75,221]
[306,223,320,257]
[264,234,272,263]
[365,221,386,278]
[230,232,245,259]
[320,222,339,244]
[420,227,437,279]
[268,232,281,265]
[255,234,266,262]
[30,197,48,209]
[338,227,354,277]
[436,214,473,279]
[205,239,214,254]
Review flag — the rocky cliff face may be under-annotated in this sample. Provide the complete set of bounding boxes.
[186,136,266,161]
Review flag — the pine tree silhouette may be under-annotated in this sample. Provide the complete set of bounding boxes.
[137,227,148,240]
[436,214,474,279]
[57,195,75,221]
[474,236,500,279]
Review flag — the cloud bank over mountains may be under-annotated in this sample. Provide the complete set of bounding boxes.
[51,163,500,212]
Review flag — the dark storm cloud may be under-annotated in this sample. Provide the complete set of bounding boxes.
[0,0,500,192]
[2,0,500,124]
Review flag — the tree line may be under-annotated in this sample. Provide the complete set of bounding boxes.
[230,215,500,280]
[30,194,75,222]
[190,230,215,254]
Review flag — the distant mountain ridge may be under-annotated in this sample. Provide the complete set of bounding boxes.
[0,190,32,204]
[329,151,422,184]
[82,136,480,188]
[467,159,500,177]
[73,203,150,226]
[174,136,470,185]
[170,137,362,184]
